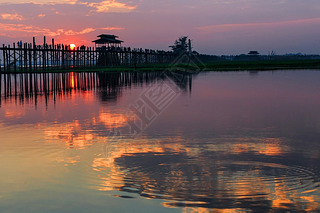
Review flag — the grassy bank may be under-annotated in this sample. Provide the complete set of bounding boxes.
[89,59,320,72]
[75,59,320,72]
[1,59,320,73]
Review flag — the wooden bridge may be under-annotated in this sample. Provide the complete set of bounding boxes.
[0,37,175,73]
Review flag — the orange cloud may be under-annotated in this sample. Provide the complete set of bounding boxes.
[100,27,125,30]
[38,14,46,17]
[64,28,95,35]
[0,23,95,37]
[88,0,136,13]
[1,13,23,21]
[0,23,53,37]
[65,0,78,5]
[3,0,77,5]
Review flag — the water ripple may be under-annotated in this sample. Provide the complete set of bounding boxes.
[93,155,320,211]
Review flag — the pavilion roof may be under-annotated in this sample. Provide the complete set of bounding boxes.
[97,34,118,39]
[92,38,123,44]
[92,34,123,44]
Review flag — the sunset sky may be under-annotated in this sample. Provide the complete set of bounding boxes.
[0,0,319,55]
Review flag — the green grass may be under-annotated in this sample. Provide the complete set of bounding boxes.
[1,59,320,73]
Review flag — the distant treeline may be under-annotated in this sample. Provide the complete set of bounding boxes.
[197,53,320,63]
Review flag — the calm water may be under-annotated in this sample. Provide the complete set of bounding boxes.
[0,70,320,212]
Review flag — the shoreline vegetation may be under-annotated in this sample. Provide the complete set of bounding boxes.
[0,59,320,73]
[1,36,319,74]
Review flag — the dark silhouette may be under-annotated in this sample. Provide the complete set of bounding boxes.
[248,50,260,55]
[0,71,196,107]
[169,36,190,54]
[92,34,123,48]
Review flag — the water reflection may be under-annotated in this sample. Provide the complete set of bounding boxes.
[0,71,194,107]
[93,135,320,212]
[1,71,320,212]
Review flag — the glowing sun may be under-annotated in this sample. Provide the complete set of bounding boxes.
[70,44,76,50]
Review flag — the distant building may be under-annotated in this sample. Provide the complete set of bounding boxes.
[92,34,123,48]
[248,51,260,55]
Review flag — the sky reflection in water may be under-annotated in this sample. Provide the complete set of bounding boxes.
[0,71,320,212]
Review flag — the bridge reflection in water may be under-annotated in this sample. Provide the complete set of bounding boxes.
[0,71,194,107]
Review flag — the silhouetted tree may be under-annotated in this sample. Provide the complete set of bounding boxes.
[170,36,189,54]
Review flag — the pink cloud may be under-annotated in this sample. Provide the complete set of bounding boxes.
[0,23,95,37]
[1,13,23,21]
[64,28,95,35]
[0,23,51,36]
